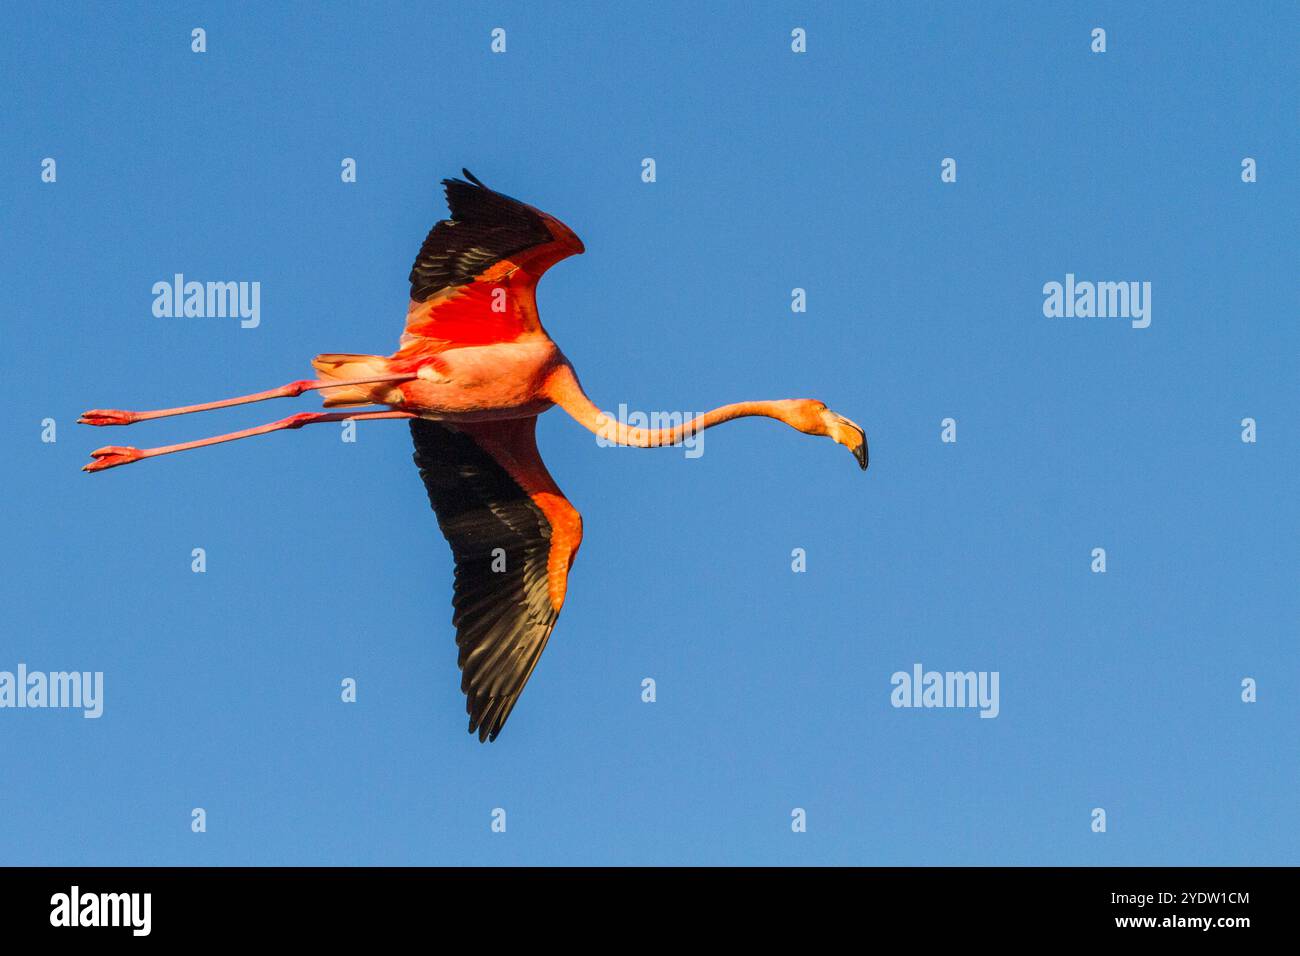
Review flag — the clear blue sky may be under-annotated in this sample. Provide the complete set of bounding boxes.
[1,2,1295,866]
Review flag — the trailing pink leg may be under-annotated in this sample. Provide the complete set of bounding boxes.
[78,374,417,426]
[83,410,418,472]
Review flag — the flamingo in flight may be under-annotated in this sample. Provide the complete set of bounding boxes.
[81,170,868,741]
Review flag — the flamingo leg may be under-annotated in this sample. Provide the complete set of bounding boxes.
[83,410,418,472]
[78,374,417,426]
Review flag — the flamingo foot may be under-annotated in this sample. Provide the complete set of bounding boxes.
[79,409,138,426]
[83,446,144,472]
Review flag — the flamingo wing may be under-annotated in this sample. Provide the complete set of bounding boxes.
[410,416,583,741]
[401,170,584,349]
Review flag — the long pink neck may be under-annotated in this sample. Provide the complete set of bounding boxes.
[546,364,795,447]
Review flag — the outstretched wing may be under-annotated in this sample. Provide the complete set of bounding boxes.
[401,170,584,349]
[410,416,583,741]
[409,171,553,302]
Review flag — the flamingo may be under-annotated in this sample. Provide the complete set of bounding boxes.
[80,170,868,741]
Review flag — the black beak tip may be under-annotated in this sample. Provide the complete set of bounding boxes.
[851,427,868,471]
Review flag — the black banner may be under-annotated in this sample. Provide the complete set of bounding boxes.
[0,866,1280,940]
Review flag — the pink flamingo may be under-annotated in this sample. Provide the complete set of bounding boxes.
[81,170,867,740]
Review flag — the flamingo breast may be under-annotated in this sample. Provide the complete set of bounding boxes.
[398,339,562,420]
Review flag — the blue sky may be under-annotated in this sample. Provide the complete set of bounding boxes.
[1,2,1295,865]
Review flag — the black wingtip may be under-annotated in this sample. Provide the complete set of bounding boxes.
[462,168,486,188]
[469,716,497,743]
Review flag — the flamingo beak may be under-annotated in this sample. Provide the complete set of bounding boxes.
[851,430,868,470]
[822,411,868,471]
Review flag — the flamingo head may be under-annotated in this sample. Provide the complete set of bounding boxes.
[786,400,868,471]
